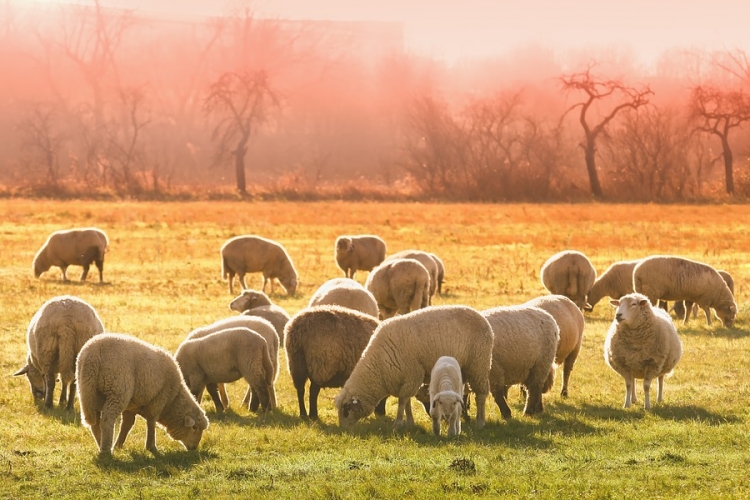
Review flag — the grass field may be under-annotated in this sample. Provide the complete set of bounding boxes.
[1,199,749,499]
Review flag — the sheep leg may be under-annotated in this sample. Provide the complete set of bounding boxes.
[624,375,634,408]
[63,381,77,411]
[448,413,460,437]
[115,411,136,448]
[44,372,56,409]
[248,391,260,412]
[474,392,487,430]
[308,382,321,420]
[432,414,441,436]
[491,387,512,419]
[83,410,103,449]
[657,375,666,403]
[145,418,159,455]
[95,258,104,284]
[643,378,652,410]
[60,265,70,282]
[261,276,268,293]
[80,263,90,281]
[206,383,225,412]
[58,382,68,407]
[523,385,543,416]
[374,397,387,416]
[394,397,413,427]
[217,383,229,409]
[702,306,712,326]
[239,273,248,291]
[241,385,252,408]
[98,402,121,456]
[227,271,235,294]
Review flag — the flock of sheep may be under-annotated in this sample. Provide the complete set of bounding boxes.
[12,227,739,456]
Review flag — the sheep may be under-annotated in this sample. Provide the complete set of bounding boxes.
[429,252,446,295]
[220,235,298,296]
[335,235,387,279]
[428,356,464,437]
[76,333,209,456]
[334,305,493,430]
[540,250,597,310]
[385,249,440,301]
[365,258,431,320]
[633,255,737,327]
[284,305,381,420]
[229,289,291,343]
[13,295,104,410]
[585,259,641,311]
[33,227,109,283]
[175,327,276,413]
[523,295,585,397]
[308,278,379,318]
[481,305,559,418]
[672,269,735,322]
[604,293,683,409]
[187,316,279,411]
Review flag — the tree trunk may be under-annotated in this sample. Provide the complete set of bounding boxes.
[584,139,603,199]
[234,142,247,194]
[721,135,734,195]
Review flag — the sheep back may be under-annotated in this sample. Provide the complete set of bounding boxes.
[540,250,596,310]
[220,235,298,296]
[385,250,439,299]
[33,227,109,282]
[365,258,430,319]
[335,235,387,278]
[308,278,379,318]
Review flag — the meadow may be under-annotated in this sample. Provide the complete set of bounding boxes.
[1,199,749,499]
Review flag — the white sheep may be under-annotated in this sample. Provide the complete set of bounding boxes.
[187,315,279,411]
[540,250,597,310]
[76,333,209,456]
[604,293,683,409]
[633,255,737,327]
[334,305,493,430]
[428,356,464,437]
[175,327,277,413]
[365,258,431,320]
[385,249,440,301]
[481,305,559,418]
[284,305,382,420]
[308,278,379,318]
[585,259,641,311]
[672,269,735,322]
[14,295,104,410]
[523,295,585,397]
[220,235,298,296]
[335,235,387,279]
[33,227,109,283]
[228,289,291,343]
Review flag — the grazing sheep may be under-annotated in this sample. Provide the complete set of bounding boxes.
[523,295,585,397]
[672,269,735,322]
[284,305,380,420]
[220,235,298,296]
[481,305,559,418]
[335,305,493,430]
[428,356,464,437]
[14,296,104,410]
[308,278,379,318]
[365,258,430,320]
[633,255,737,327]
[176,327,276,413]
[33,227,109,283]
[187,316,279,411]
[540,250,597,310]
[604,293,683,409]
[335,235,387,279]
[429,252,446,295]
[229,289,291,343]
[585,259,641,311]
[76,333,209,456]
[385,250,440,301]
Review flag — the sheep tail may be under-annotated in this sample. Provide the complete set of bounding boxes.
[567,267,579,297]
[409,282,424,312]
[542,366,556,394]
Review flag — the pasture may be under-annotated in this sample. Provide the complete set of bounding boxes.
[1,199,749,499]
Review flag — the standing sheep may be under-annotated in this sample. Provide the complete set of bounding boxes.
[672,269,735,322]
[229,289,291,343]
[308,278,379,318]
[385,250,440,301]
[524,295,585,397]
[365,258,431,320]
[335,235,387,279]
[76,333,209,456]
[221,235,298,296]
[428,356,464,437]
[540,250,597,310]
[284,305,381,420]
[604,293,683,409]
[481,305,559,418]
[633,255,737,327]
[175,327,276,413]
[33,227,109,283]
[429,252,446,295]
[14,295,104,410]
[585,259,641,311]
[335,305,493,430]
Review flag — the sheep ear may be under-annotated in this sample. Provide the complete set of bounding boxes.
[638,299,649,307]
[610,300,620,307]
[13,365,30,376]
[184,416,195,428]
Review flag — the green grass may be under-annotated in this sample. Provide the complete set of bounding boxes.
[1,200,749,499]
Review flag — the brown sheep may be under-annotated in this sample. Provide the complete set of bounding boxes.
[33,227,109,283]
[220,235,298,296]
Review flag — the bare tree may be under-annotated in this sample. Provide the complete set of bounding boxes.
[17,102,67,188]
[689,85,750,195]
[561,66,652,199]
[204,70,281,195]
[103,86,151,192]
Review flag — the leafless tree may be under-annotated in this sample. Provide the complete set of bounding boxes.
[17,102,67,188]
[103,86,151,192]
[561,66,652,199]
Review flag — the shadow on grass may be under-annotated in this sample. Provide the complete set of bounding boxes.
[33,400,81,425]
[676,323,750,339]
[95,448,218,473]
[204,407,304,429]
[559,400,741,425]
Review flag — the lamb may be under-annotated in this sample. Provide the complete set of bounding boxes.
[540,250,597,310]
[672,270,735,322]
[385,250,440,301]
[429,252,446,295]
[335,305,493,430]
[365,258,431,320]
[633,255,737,327]
[220,235,298,296]
[187,316,279,411]
[585,259,641,311]
[604,293,683,409]
[33,227,109,283]
[308,278,379,318]
[229,289,291,343]
[175,327,277,413]
[335,235,387,279]
[14,295,104,410]
[481,305,559,418]
[284,305,381,420]
[428,356,464,437]
[523,295,585,397]
[76,333,209,456]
